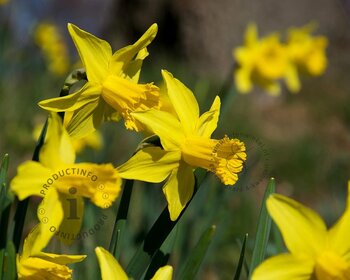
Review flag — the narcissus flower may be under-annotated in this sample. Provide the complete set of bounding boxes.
[95,247,173,280]
[233,23,296,95]
[118,70,246,220]
[252,182,350,280]
[33,121,103,154]
[11,113,121,254]
[287,23,328,80]
[17,225,86,279]
[38,23,159,138]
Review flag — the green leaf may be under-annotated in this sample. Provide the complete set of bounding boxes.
[248,178,275,277]
[126,169,207,279]
[0,154,11,213]
[233,233,248,280]
[1,241,16,280]
[178,225,216,280]
[144,225,178,279]
[109,179,134,259]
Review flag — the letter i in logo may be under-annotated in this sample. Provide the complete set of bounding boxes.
[67,187,79,220]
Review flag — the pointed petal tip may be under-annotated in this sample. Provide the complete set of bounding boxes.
[161,69,173,79]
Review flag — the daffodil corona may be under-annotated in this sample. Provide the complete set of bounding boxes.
[118,70,246,220]
[11,113,121,254]
[38,23,160,138]
[252,182,350,280]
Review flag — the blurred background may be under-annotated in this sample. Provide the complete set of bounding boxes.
[1,0,350,279]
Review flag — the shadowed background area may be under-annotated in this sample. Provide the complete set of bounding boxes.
[1,0,350,279]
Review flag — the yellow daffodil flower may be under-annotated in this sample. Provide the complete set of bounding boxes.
[95,246,173,280]
[252,182,350,280]
[38,23,160,138]
[33,122,103,153]
[287,23,328,78]
[17,225,86,279]
[34,23,70,76]
[11,113,121,254]
[233,23,298,95]
[117,70,246,220]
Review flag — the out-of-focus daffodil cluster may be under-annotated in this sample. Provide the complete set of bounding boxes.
[233,22,328,95]
[34,23,70,76]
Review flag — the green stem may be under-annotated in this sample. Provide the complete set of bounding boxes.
[109,179,134,259]
[126,169,207,279]
[12,120,48,252]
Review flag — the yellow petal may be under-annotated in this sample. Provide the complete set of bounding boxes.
[36,252,86,265]
[235,68,253,93]
[38,82,101,112]
[245,23,258,46]
[196,96,221,138]
[161,70,199,134]
[328,181,350,261]
[285,64,301,93]
[110,23,158,79]
[68,23,111,82]
[162,162,195,221]
[32,189,64,255]
[54,163,121,209]
[267,194,327,258]
[22,224,41,259]
[252,253,314,280]
[131,109,185,151]
[17,255,73,280]
[55,194,84,245]
[151,265,173,280]
[10,161,51,200]
[118,147,181,182]
[66,99,105,139]
[40,113,75,169]
[95,247,128,280]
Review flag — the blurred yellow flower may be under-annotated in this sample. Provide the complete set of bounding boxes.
[234,22,328,95]
[34,23,70,76]
[17,225,86,279]
[287,23,328,77]
[39,23,159,139]
[0,0,9,5]
[252,182,350,280]
[233,23,293,95]
[33,121,103,154]
[11,113,121,254]
[118,70,246,220]
[95,246,173,280]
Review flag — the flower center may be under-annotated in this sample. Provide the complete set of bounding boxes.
[314,251,350,280]
[181,135,246,185]
[255,39,288,79]
[101,74,160,131]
